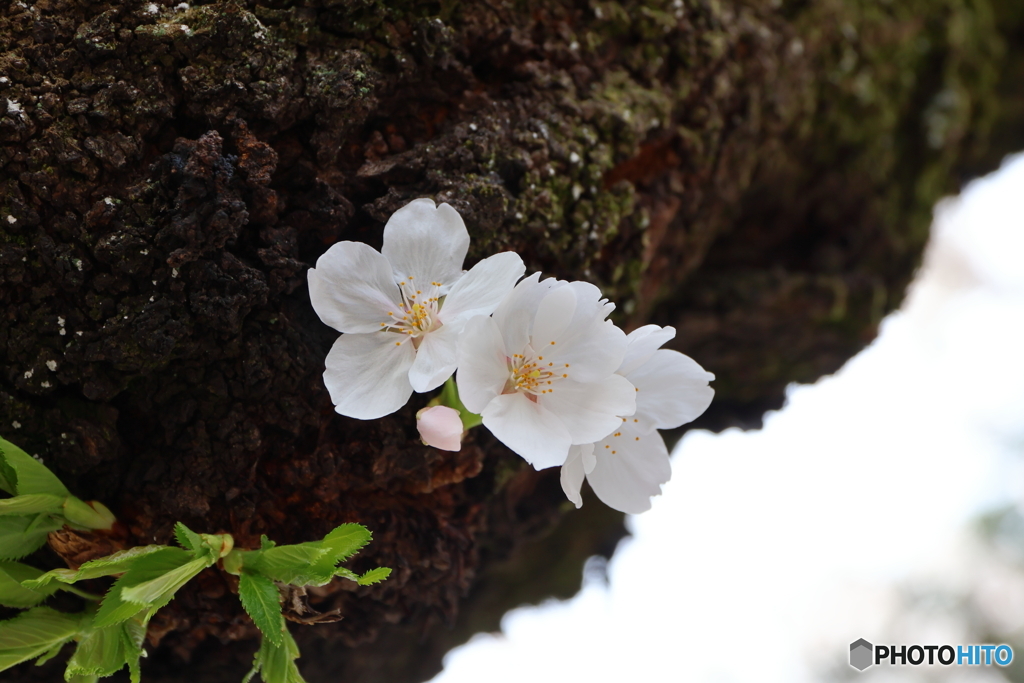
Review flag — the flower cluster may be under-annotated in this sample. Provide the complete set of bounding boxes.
[309,199,714,513]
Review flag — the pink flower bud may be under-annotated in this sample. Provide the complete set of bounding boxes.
[416,405,463,451]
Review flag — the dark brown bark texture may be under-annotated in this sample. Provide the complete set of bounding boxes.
[1,0,1022,680]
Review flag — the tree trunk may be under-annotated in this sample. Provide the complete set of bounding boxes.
[1,0,1022,681]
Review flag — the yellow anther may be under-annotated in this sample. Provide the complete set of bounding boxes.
[538,356,543,360]
[562,373,568,378]
[604,445,610,449]
[611,450,617,454]
[550,341,556,345]
[633,419,638,422]
[635,437,640,441]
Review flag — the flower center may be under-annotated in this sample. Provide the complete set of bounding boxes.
[381,277,444,348]
[503,344,571,399]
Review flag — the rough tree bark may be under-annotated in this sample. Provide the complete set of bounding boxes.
[1,0,1022,681]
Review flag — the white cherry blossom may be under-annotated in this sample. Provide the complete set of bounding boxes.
[560,325,714,513]
[456,273,636,469]
[308,198,525,419]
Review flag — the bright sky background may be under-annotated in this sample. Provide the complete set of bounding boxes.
[430,151,1024,683]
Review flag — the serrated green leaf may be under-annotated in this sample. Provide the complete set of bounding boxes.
[0,561,57,607]
[93,548,193,628]
[120,614,146,683]
[245,627,305,683]
[173,522,202,551]
[333,567,359,582]
[244,544,330,586]
[0,606,84,672]
[238,572,285,646]
[259,535,276,550]
[64,623,128,679]
[320,524,371,562]
[23,545,167,589]
[35,637,69,666]
[356,567,391,586]
[307,525,372,583]
[119,556,210,606]
[0,493,65,516]
[0,436,69,497]
[0,514,61,560]
[66,675,99,683]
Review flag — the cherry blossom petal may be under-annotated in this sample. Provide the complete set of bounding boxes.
[582,443,597,474]
[561,280,615,327]
[409,323,461,393]
[560,446,587,508]
[323,333,415,420]
[481,393,573,469]
[540,374,637,445]
[456,317,510,413]
[381,198,469,288]
[491,273,555,353]
[541,318,628,383]
[618,325,677,376]
[440,252,526,324]
[417,406,464,451]
[627,349,715,432]
[308,242,402,333]
[587,425,671,514]
[530,285,577,349]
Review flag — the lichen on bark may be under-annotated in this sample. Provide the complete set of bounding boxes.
[1,0,1022,681]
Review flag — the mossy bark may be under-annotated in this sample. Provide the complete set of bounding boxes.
[1,0,1021,681]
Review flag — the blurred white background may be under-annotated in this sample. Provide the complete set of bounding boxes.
[430,151,1024,683]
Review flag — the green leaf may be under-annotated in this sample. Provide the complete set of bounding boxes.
[93,548,194,628]
[0,606,84,672]
[0,561,57,607]
[356,567,391,586]
[64,622,128,680]
[259,535,276,550]
[0,493,65,516]
[307,525,371,583]
[244,627,306,683]
[173,522,202,551]
[244,544,330,586]
[320,524,372,563]
[120,614,147,683]
[333,567,359,582]
[120,556,210,605]
[243,525,374,588]
[23,545,167,589]
[0,436,69,497]
[35,637,69,665]
[238,572,285,647]
[0,514,61,560]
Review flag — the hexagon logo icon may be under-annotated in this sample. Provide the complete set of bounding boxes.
[850,639,874,671]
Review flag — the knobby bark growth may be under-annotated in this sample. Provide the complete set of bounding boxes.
[1,0,1022,681]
